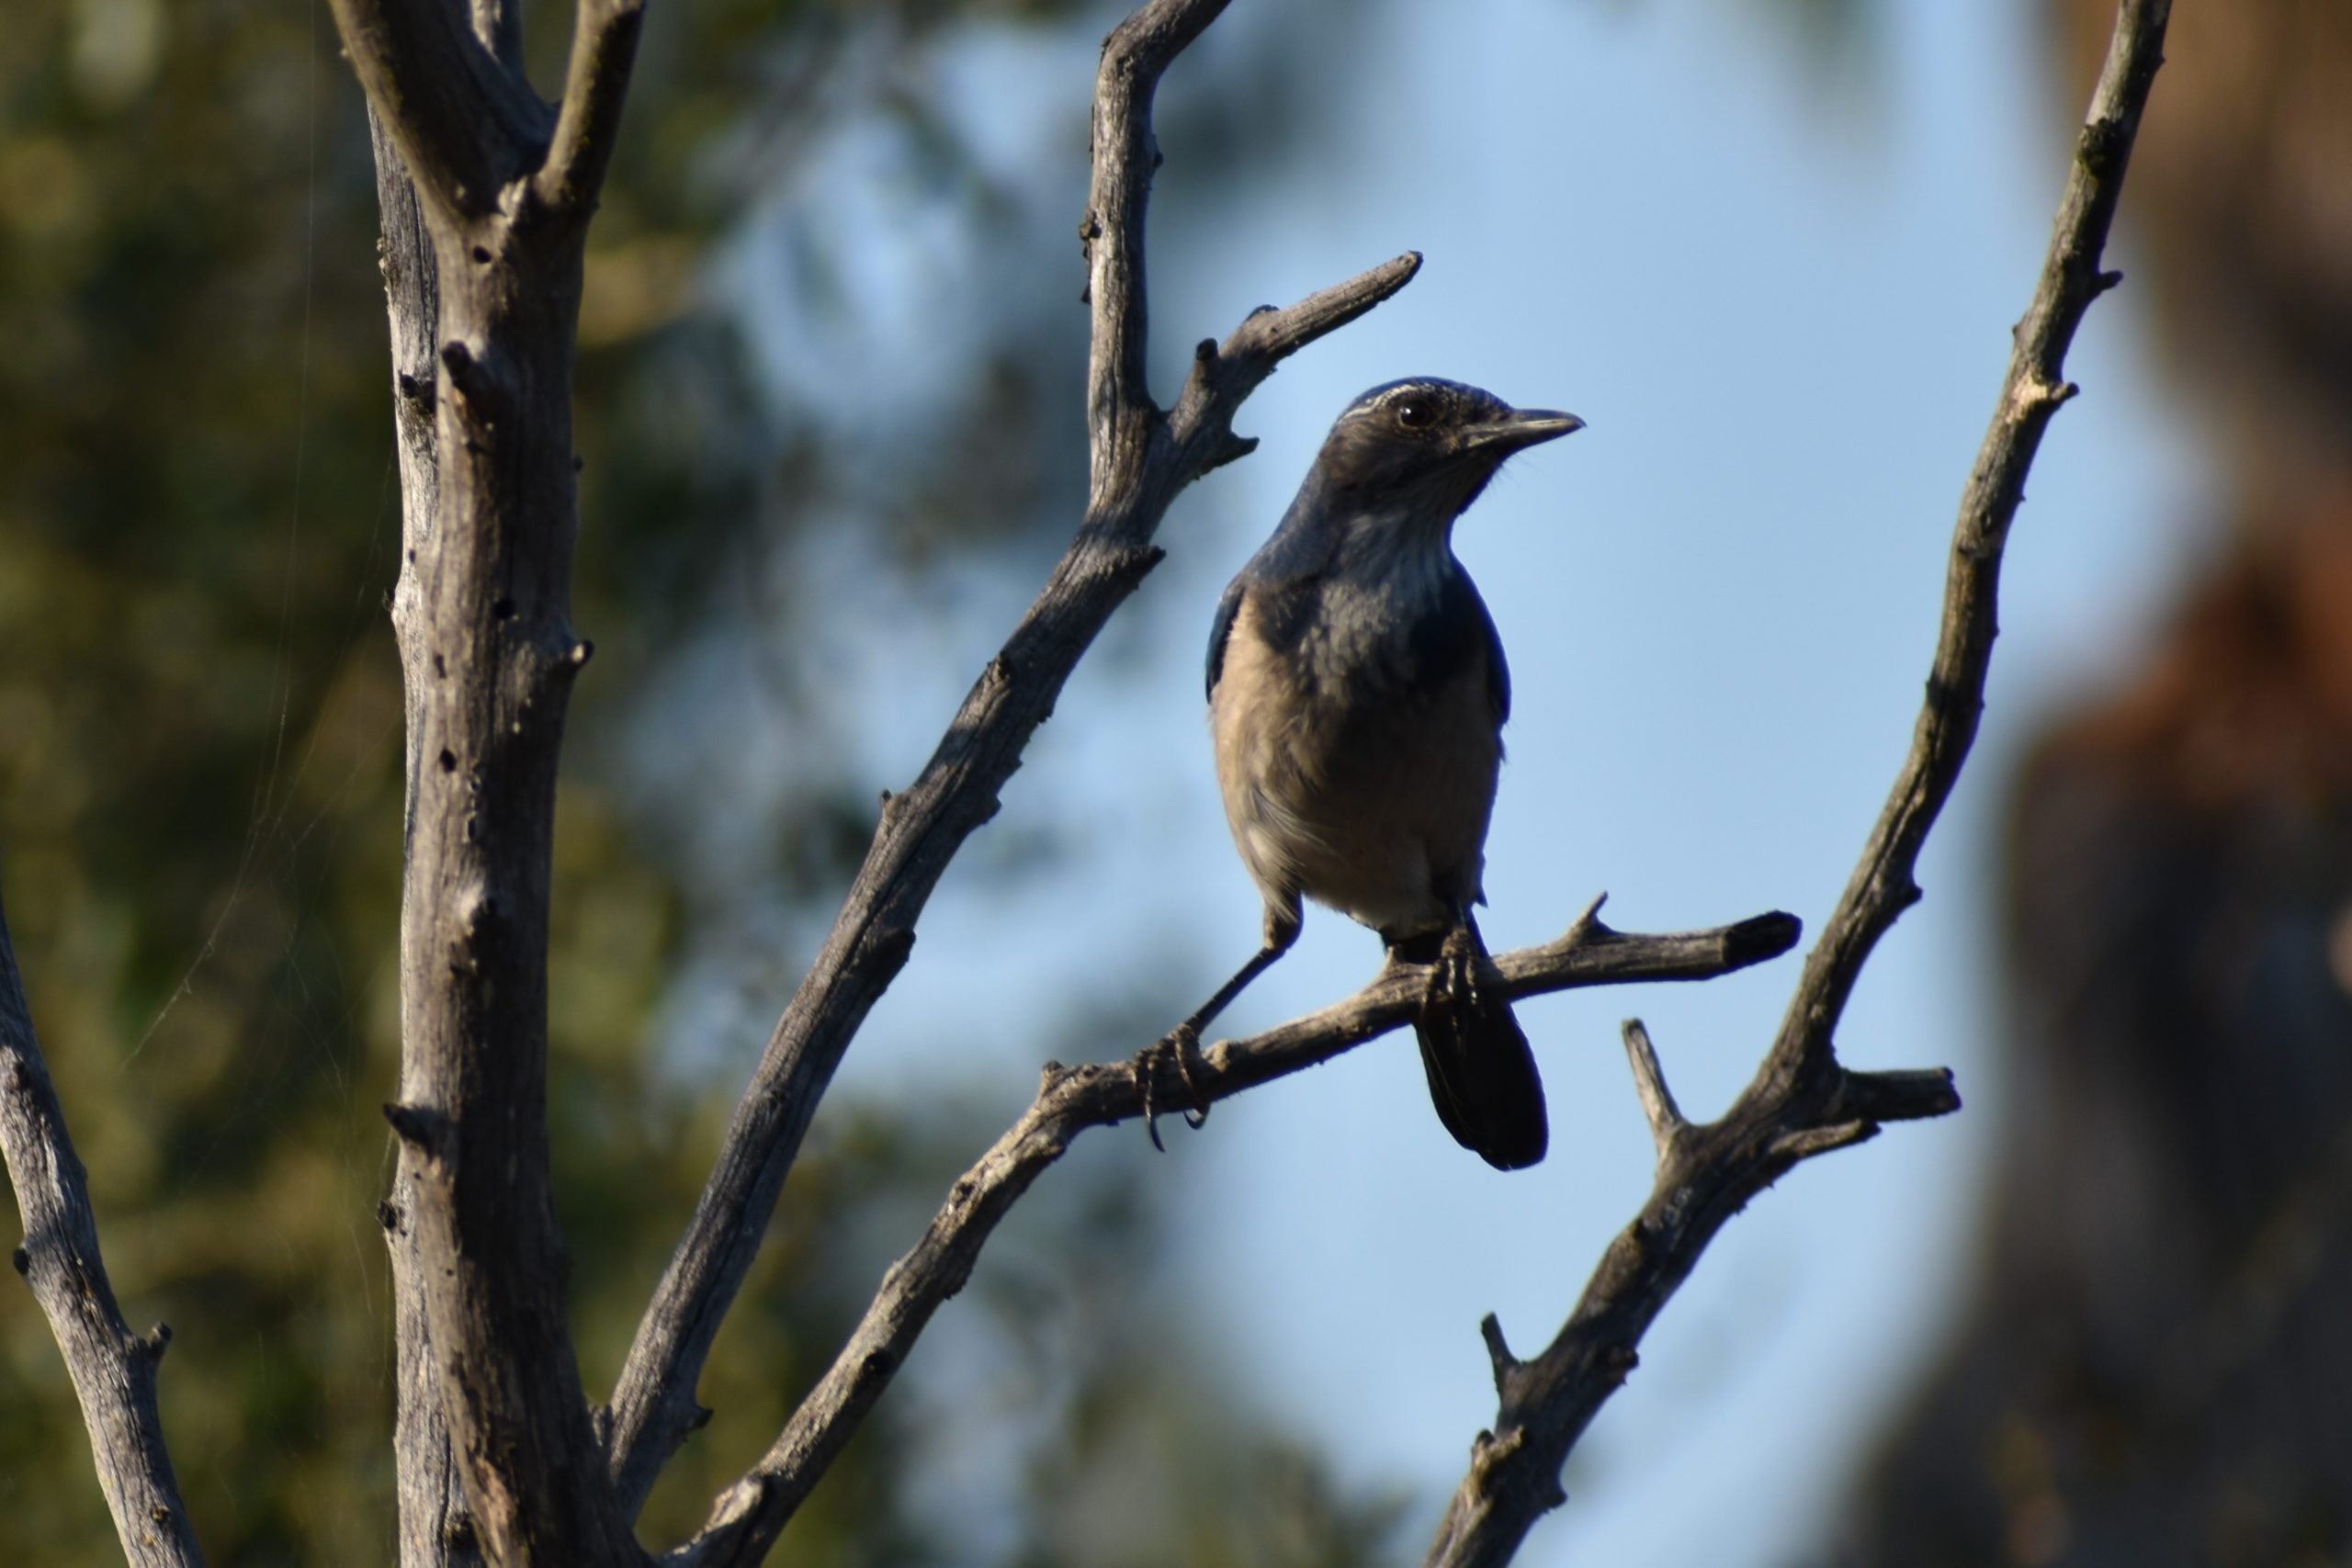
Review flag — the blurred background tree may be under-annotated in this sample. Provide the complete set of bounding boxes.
[1839,1,2352,1563]
[0,0,1400,1560]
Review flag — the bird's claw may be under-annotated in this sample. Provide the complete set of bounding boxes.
[1423,924,1482,1016]
[1134,1021,1213,1152]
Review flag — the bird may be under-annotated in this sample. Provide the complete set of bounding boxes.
[1160,376,1583,1169]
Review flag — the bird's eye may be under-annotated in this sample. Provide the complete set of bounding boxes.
[1394,399,1432,429]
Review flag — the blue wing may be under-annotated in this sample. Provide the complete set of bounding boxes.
[1204,577,1246,701]
[1407,569,1510,725]
[1471,581,1510,725]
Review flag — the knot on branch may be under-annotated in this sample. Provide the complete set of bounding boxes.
[437,338,515,417]
[870,926,918,982]
[1104,543,1166,591]
[2077,115,2127,177]
[1770,1121,1877,1162]
[394,369,435,417]
[382,1100,451,1162]
[1470,1422,1527,1471]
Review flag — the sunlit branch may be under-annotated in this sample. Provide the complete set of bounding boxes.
[1419,4,2173,1562]
[666,905,1800,1568]
[0,890,204,1568]
[602,0,1419,1519]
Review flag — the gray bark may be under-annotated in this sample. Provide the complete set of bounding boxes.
[328,0,651,1562]
[367,104,482,1568]
[0,891,204,1568]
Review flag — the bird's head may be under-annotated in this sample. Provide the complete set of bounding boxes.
[1306,378,1584,525]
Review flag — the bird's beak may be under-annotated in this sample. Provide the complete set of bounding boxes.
[1457,407,1587,457]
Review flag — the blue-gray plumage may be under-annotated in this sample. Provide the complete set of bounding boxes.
[1171,377,1582,1169]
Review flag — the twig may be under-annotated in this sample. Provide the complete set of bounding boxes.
[661,908,1800,1568]
[600,0,1419,1515]
[535,0,648,220]
[0,891,205,1568]
[1419,4,2172,1562]
[1619,1020,1688,1166]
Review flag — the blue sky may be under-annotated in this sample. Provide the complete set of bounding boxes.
[711,0,2214,1561]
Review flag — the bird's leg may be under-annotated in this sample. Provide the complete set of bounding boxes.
[1136,908,1299,1149]
[1441,921,1482,1009]
[1411,914,1484,1022]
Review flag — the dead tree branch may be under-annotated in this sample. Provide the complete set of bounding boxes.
[0,890,204,1568]
[328,0,650,1560]
[1419,4,2173,1562]
[600,0,1420,1514]
[664,905,1800,1568]
[364,106,482,1568]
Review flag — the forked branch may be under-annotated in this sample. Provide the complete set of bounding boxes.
[602,0,1419,1517]
[665,906,1800,1568]
[1421,3,2173,1562]
[333,0,654,1562]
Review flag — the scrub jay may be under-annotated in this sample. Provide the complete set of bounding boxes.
[1168,377,1582,1170]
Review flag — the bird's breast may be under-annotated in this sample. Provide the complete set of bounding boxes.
[1210,579,1502,938]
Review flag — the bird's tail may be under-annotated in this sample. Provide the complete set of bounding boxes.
[1396,919,1548,1170]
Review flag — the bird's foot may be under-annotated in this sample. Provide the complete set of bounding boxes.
[1134,1021,1213,1152]
[1423,924,1482,1017]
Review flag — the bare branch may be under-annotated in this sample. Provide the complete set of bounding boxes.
[535,0,649,220]
[602,1,1419,1515]
[1419,4,2172,1562]
[1760,0,2172,1087]
[327,0,550,223]
[1618,1019,1689,1165]
[0,889,204,1568]
[334,0,655,1560]
[1170,251,1423,475]
[662,908,1800,1568]
[366,112,485,1568]
[1083,0,1232,457]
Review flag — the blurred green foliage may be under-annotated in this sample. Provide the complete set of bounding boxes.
[0,0,1398,1562]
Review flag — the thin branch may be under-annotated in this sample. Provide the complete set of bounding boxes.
[662,907,1801,1568]
[535,0,649,220]
[1618,1019,1688,1165]
[1758,0,2168,1089]
[1083,0,1231,461]
[1168,250,1423,477]
[1420,4,2172,1562]
[0,889,204,1568]
[601,0,1418,1515]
